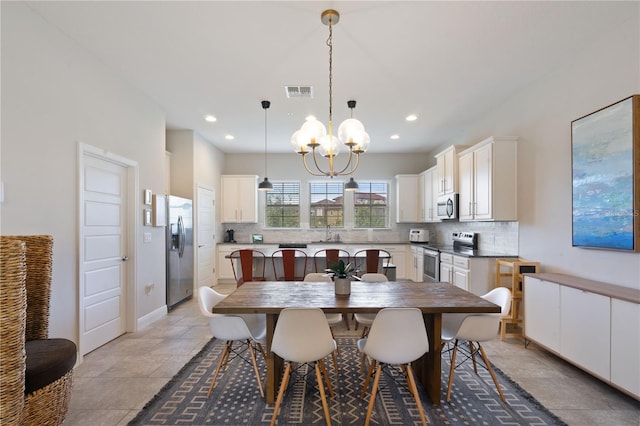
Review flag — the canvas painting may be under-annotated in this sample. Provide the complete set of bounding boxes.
[571,96,638,251]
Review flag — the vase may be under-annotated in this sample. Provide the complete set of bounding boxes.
[334,278,351,296]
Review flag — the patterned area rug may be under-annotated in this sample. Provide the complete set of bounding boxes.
[130,336,566,425]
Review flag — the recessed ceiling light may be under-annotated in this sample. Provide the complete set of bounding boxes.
[390,134,400,140]
[205,115,217,122]
[405,114,417,122]
[224,134,234,140]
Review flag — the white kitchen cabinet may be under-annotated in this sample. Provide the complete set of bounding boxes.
[439,253,453,284]
[611,298,640,398]
[560,286,610,379]
[378,244,408,280]
[419,167,438,223]
[434,145,466,197]
[221,175,258,223]
[395,174,419,223]
[216,244,251,283]
[524,273,640,400]
[458,136,518,221]
[452,255,494,296]
[523,276,561,352]
[410,245,424,281]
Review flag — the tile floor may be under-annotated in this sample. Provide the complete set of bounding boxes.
[64,284,639,426]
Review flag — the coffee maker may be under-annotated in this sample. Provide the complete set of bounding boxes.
[225,229,235,243]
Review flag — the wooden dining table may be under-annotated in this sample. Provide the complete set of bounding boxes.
[212,280,500,405]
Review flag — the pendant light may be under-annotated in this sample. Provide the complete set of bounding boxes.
[290,9,370,180]
[258,100,273,191]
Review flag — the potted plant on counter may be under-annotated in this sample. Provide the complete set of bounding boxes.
[328,260,355,296]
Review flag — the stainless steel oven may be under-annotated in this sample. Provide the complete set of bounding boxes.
[423,247,440,282]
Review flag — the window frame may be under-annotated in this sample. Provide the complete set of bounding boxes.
[264,180,301,229]
[309,181,345,229]
[353,180,390,229]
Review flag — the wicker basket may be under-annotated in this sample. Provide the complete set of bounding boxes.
[0,236,74,426]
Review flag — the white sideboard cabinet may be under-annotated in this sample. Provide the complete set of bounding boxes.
[524,273,640,400]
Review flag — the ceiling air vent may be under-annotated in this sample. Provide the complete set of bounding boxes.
[285,85,313,98]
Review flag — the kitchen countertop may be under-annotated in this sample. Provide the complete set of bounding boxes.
[410,243,518,259]
[219,241,518,258]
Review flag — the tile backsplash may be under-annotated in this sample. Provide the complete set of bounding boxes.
[221,221,519,255]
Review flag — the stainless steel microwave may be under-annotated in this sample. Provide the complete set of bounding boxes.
[436,193,459,220]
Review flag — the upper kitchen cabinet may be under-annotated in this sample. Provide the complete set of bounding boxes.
[419,167,439,223]
[458,136,518,221]
[221,175,258,223]
[395,174,419,223]
[435,145,466,197]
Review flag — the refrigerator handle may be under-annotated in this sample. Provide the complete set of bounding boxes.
[178,215,185,258]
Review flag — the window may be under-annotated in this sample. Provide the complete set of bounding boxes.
[265,181,300,228]
[310,182,343,228]
[354,181,389,228]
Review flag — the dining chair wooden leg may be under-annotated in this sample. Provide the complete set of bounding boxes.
[256,342,267,360]
[364,363,382,426]
[315,362,333,426]
[208,342,231,397]
[318,359,335,398]
[360,326,369,338]
[220,341,233,370]
[270,363,292,426]
[247,339,264,398]
[330,350,339,374]
[469,341,478,374]
[446,341,459,403]
[361,359,377,398]
[405,364,427,426]
[479,345,506,402]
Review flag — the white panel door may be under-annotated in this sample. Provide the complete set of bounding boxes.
[196,184,215,288]
[81,154,127,355]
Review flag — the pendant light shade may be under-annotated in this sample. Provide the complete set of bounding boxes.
[259,100,273,191]
[344,177,359,191]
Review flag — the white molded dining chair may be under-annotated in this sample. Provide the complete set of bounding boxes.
[357,308,429,426]
[198,286,267,398]
[270,308,337,426]
[441,287,512,402]
[304,273,350,331]
[353,273,389,337]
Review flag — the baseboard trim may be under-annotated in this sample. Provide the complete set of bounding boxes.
[137,305,168,330]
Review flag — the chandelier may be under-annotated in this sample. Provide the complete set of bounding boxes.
[290,9,369,190]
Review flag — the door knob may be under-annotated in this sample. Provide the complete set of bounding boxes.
[122,256,129,261]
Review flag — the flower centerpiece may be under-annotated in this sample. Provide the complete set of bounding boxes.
[327,260,355,295]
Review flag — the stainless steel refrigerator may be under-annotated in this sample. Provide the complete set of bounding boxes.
[166,195,193,310]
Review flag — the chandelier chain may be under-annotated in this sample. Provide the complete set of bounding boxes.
[327,15,333,130]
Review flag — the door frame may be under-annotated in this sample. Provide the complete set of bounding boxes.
[195,182,216,292]
[77,142,139,359]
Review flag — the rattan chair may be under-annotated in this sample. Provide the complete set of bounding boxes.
[0,235,77,426]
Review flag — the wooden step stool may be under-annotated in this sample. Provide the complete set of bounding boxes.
[495,258,540,340]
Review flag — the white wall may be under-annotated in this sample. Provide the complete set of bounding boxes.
[428,13,640,288]
[1,3,167,341]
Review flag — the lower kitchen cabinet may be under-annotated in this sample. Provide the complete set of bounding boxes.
[524,273,640,400]
[441,254,494,296]
[378,245,408,280]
